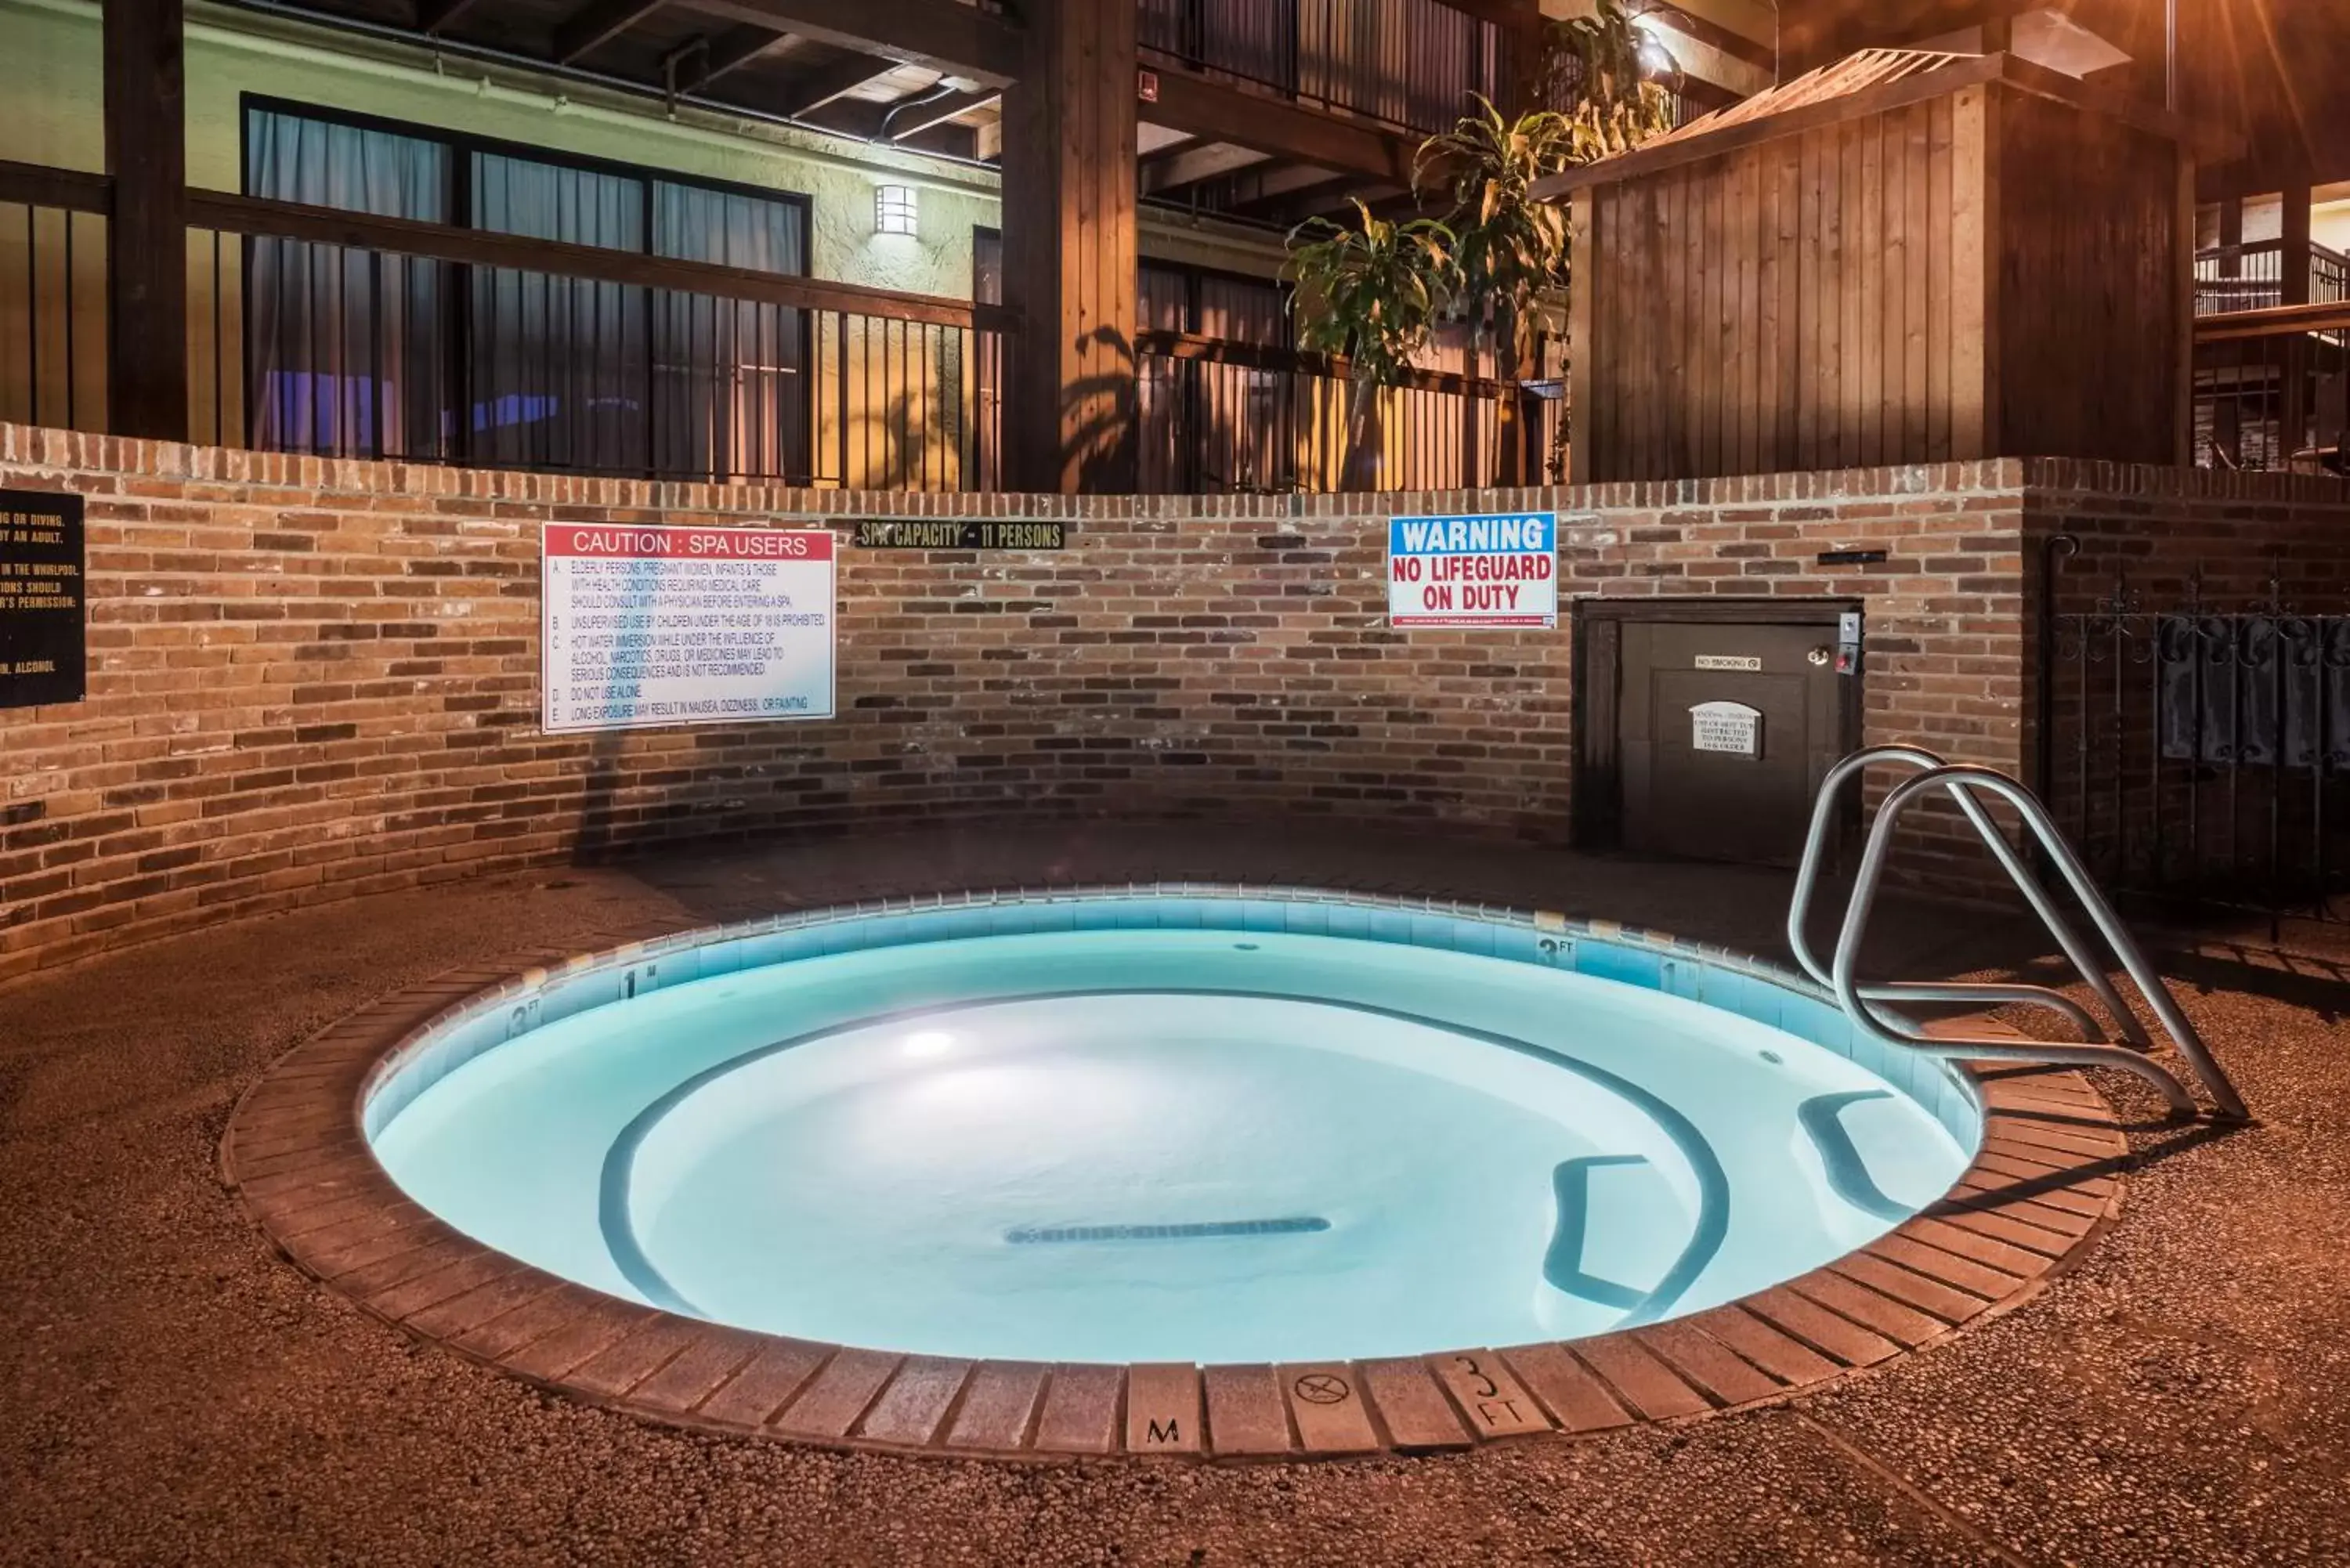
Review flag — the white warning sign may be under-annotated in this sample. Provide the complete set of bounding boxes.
[541,522,836,734]
[1386,511,1558,629]
[1690,700,1762,757]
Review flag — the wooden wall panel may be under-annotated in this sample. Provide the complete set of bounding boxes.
[1568,79,2184,482]
[999,0,1138,493]
[1994,92,2181,464]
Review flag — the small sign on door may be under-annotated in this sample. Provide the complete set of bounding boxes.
[1690,700,1762,758]
[1694,654,1762,672]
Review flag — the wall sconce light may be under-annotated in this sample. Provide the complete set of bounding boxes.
[1630,13,1679,81]
[875,186,919,237]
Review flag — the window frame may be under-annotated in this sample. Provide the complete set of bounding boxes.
[240,93,816,255]
[238,92,819,481]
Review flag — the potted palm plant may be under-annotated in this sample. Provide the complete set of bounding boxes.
[1287,0,1674,490]
[1417,2,1676,483]
[1282,200,1460,493]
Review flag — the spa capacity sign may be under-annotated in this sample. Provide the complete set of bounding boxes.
[541,523,835,734]
[1386,511,1558,629]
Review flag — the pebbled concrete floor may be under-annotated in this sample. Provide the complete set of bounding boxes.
[2,824,2346,1566]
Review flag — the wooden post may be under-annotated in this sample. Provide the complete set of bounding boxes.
[1495,2,1547,488]
[2175,152,2197,465]
[103,0,190,443]
[2280,176,2314,305]
[998,0,1138,493]
[1567,189,1596,484]
[2280,175,2313,464]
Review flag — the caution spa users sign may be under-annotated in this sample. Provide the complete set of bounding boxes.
[541,522,836,735]
[1386,511,1558,630]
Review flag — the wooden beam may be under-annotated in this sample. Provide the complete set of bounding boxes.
[678,23,800,89]
[554,0,668,63]
[1148,67,1416,186]
[0,158,111,214]
[103,0,187,442]
[1139,142,1271,194]
[416,0,487,35]
[2194,299,2350,343]
[1245,172,1386,226]
[1223,163,1350,213]
[894,121,981,160]
[186,189,1014,332]
[1645,5,1778,74]
[675,0,1020,85]
[772,50,902,117]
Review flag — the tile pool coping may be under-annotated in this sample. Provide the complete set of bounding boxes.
[220,887,2131,1463]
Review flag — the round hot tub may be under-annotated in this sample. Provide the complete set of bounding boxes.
[363,890,1982,1367]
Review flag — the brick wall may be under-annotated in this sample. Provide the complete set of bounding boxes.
[2,422,2341,983]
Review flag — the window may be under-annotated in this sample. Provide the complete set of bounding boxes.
[973,226,1003,307]
[242,99,812,482]
[1138,260,1289,347]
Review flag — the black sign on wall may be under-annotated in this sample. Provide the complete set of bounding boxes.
[0,489,87,710]
[853,519,1067,551]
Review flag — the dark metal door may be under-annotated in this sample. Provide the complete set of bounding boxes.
[1619,620,1846,865]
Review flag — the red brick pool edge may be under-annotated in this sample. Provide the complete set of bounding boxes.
[221,922,2128,1463]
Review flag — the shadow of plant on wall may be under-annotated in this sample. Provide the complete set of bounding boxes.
[1285,0,1676,488]
[1055,324,1142,493]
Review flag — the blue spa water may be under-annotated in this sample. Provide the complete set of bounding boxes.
[371,919,1977,1364]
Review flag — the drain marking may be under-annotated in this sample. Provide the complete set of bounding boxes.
[1005,1217,1330,1245]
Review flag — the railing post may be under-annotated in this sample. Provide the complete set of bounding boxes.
[102,0,190,442]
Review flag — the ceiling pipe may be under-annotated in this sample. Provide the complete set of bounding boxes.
[877,78,970,143]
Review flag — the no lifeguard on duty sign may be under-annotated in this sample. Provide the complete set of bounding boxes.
[1386,511,1559,630]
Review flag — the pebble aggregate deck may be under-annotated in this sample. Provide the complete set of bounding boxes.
[220,909,2130,1464]
[8,824,2343,1566]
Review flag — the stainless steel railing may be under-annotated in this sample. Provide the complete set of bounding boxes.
[1788,746,2248,1122]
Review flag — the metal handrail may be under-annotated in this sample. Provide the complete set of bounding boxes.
[1789,747,2150,1049]
[1790,748,2248,1122]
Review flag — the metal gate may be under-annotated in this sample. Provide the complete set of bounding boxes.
[2040,537,2350,927]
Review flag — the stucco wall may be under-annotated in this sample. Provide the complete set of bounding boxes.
[0,0,1286,291]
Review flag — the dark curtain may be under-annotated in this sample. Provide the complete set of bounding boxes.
[1138,263,1293,493]
[470,152,649,475]
[244,104,812,481]
[1195,273,1288,347]
[1137,0,1297,99]
[244,109,450,458]
[653,181,808,481]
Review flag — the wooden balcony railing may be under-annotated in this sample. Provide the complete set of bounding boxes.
[1137,0,1512,139]
[2193,300,2350,475]
[2194,240,2350,318]
[1136,328,1560,493]
[0,158,1010,492]
[0,157,1550,495]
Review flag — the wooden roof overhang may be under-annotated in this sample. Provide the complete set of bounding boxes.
[1532,47,2234,203]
